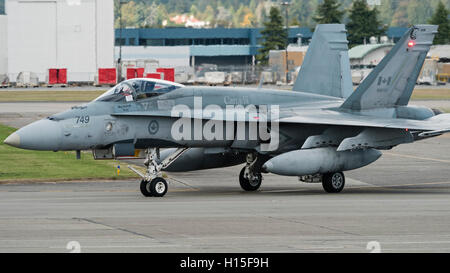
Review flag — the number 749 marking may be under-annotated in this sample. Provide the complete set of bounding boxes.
[76,116,90,124]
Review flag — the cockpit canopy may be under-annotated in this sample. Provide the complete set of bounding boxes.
[95,78,185,102]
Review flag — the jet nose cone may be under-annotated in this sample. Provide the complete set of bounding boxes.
[3,132,21,147]
[11,119,62,151]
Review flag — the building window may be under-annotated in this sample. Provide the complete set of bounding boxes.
[128,38,136,45]
[164,39,191,46]
[115,38,126,46]
[0,0,4,15]
[194,39,206,45]
[231,38,249,45]
[139,39,164,46]
[223,38,232,45]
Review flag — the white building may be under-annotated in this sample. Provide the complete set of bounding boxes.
[0,14,7,75]
[5,0,114,83]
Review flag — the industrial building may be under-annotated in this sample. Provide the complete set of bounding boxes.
[3,0,114,83]
[349,43,394,68]
[0,0,413,86]
[115,27,313,67]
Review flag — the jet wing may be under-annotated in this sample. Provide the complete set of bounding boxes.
[278,109,450,132]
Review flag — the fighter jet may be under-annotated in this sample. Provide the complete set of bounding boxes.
[4,24,449,197]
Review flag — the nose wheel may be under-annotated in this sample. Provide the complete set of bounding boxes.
[129,147,189,197]
[140,177,168,197]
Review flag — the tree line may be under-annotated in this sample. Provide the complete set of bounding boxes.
[115,0,450,29]
[256,0,449,64]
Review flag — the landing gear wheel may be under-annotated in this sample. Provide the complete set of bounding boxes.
[239,167,262,191]
[149,177,168,197]
[322,172,345,193]
[140,180,153,197]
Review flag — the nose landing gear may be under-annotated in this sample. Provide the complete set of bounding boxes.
[140,177,168,197]
[129,147,189,197]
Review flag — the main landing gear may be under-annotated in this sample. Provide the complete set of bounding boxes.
[300,171,346,193]
[129,148,188,197]
[322,172,345,193]
[239,153,263,191]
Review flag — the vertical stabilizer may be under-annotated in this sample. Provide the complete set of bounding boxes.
[341,25,438,110]
[293,24,353,99]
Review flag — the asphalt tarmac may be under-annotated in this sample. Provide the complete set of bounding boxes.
[0,102,450,252]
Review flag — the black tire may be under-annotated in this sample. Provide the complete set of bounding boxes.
[140,179,153,197]
[322,172,345,193]
[149,177,168,197]
[239,167,262,191]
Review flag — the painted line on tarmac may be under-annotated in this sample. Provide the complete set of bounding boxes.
[262,180,450,193]
[344,180,450,191]
[383,152,450,164]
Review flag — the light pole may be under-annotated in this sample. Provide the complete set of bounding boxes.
[117,0,128,83]
[281,1,289,84]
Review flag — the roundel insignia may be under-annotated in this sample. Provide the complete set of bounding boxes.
[148,120,159,135]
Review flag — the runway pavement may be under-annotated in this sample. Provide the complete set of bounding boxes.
[0,102,82,128]
[1,101,450,252]
[1,134,450,253]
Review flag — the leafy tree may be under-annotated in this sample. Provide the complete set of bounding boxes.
[214,6,232,27]
[234,5,248,27]
[407,0,433,24]
[290,17,301,27]
[112,0,450,30]
[140,3,167,28]
[291,0,319,27]
[190,5,199,18]
[391,1,410,26]
[313,0,345,24]
[429,1,450,44]
[347,0,385,47]
[116,1,139,28]
[257,7,287,65]
[201,5,215,23]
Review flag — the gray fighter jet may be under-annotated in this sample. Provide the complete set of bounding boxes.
[5,24,450,197]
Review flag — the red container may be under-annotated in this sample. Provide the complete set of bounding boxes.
[156,68,175,82]
[48,69,58,85]
[146,73,161,79]
[126,68,134,80]
[136,68,144,78]
[98,68,117,85]
[48,68,67,84]
[58,69,67,84]
[126,68,145,79]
